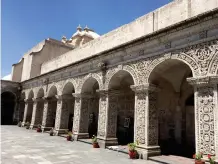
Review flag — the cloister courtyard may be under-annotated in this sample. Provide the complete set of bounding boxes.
[1,126,160,164]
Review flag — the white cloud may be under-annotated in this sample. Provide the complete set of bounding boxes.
[2,74,12,81]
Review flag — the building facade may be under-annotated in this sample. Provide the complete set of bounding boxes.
[1,0,218,160]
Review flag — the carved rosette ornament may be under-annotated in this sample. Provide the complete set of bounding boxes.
[187,76,218,156]
[131,84,159,146]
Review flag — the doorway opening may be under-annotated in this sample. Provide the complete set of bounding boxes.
[1,92,16,125]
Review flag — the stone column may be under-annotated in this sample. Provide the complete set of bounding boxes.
[72,93,90,140]
[130,84,161,160]
[54,95,73,135]
[96,89,119,148]
[30,99,37,129]
[41,97,52,132]
[22,99,29,127]
[30,98,44,129]
[187,76,218,161]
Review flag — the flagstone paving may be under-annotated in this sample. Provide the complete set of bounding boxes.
[1,126,159,164]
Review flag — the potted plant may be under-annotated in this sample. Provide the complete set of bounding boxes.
[17,121,22,127]
[49,128,54,136]
[66,131,73,141]
[92,135,99,148]
[193,152,205,164]
[208,154,215,164]
[25,122,30,129]
[127,142,137,159]
[36,124,41,132]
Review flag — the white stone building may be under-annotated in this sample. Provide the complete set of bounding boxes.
[1,0,218,161]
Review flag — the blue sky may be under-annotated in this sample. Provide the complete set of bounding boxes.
[2,0,171,78]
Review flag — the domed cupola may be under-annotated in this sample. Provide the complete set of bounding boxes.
[61,25,100,47]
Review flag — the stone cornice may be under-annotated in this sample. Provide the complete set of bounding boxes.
[187,76,218,86]
[20,12,218,90]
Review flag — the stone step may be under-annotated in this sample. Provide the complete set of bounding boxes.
[149,155,195,164]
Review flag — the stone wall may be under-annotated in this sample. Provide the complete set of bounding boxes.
[41,0,218,74]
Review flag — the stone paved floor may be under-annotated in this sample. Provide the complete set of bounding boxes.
[1,126,159,164]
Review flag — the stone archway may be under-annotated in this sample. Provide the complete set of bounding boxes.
[148,59,195,158]
[1,91,16,125]
[80,77,100,138]
[107,70,135,145]
[61,82,75,131]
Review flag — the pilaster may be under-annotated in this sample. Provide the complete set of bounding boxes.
[30,98,43,129]
[41,97,52,132]
[22,99,30,127]
[30,99,37,129]
[96,89,118,148]
[130,84,161,160]
[54,95,74,135]
[187,76,218,161]
[72,93,89,140]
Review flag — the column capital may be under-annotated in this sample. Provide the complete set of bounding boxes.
[187,76,218,87]
[72,93,94,98]
[55,94,74,100]
[130,84,159,93]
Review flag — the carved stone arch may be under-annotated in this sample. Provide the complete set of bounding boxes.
[105,64,138,90]
[123,65,139,84]
[61,78,76,94]
[32,88,38,99]
[208,50,218,75]
[78,73,102,93]
[46,83,58,97]
[145,53,200,83]
[27,89,34,99]
[36,87,45,98]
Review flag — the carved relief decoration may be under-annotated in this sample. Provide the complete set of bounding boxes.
[97,91,107,137]
[77,72,103,93]
[105,64,138,90]
[73,97,81,133]
[42,100,48,127]
[197,86,216,155]
[107,95,118,138]
[148,91,159,146]
[79,98,89,133]
[60,78,77,94]
[54,98,62,130]
[134,90,147,144]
